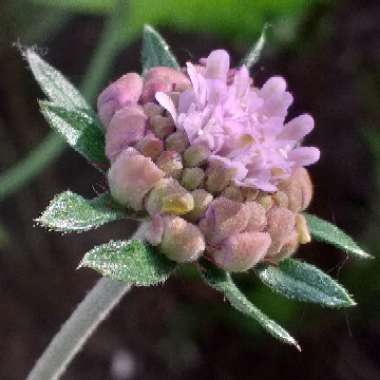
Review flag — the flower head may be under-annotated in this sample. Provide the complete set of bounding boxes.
[99,49,319,271]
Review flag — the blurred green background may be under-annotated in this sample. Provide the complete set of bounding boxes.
[1,0,379,379]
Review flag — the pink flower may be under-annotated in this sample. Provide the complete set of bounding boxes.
[156,50,320,192]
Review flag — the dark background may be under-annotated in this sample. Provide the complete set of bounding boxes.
[1,0,380,379]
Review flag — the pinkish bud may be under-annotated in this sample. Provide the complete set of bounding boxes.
[245,202,266,232]
[242,188,259,202]
[160,216,205,263]
[278,167,313,212]
[165,130,189,153]
[105,105,147,161]
[142,67,191,103]
[97,73,143,127]
[150,114,175,139]
[266,207,296,257]
[143,102,163,118]
[185,189,213,222]
[295,214,311,244]
[256,193,274,211]
[145,178,194,216]
[212,231,271,272]
[143,214,164,246]
[183,144,211,167]
[181,168,205,190]
[108,148,164,210]
[222,185,244,202]
[274,230,299,263]
[135,133,163,160]
[199,197,250,244]
[156,150,183,179]
[272,190,289,208]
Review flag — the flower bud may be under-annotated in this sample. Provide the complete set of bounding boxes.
[245,202,266,232]
[145,178,194,216]
[199,197,250,244]
[143,102,163,118]
[266,206,296,258]
[205,164,234,193]
[156,150,183,179]
[181,168,205,190]
[274,230,299,263]
[160,216,205,263]
[143,214,164,246]
[212,231,271,272]
[272,191,289,208]
[222,185,244,202]
[150,114,175,139]
[105,105,147,161]
[256,193,274,211]
[165,130,189,153]
[185,189,213,222]
[242,188,259,202]
[135,133,163,160]
[142,67,191,103]
[183,144,210,167]
[97,73,143,127]
[278,167,313,212]
[295,214,311,244]
[108,148,164,210]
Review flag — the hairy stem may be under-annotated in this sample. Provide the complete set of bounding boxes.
[0,1,129,202]
[26,277,131,380]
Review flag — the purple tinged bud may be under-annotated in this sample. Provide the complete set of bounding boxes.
[105,105,147,161]
[165,130,189,153]
[150,114,175,139]
[212,231,271,272]
[181,168,205,190]
[183,144,211,167]
[145,178,194,216]
[156,150,183,179]
[142,67,191,103]
[97,73,143,127]
[160,216,205,263]
[278,168,313,212]
[185,189,213,222]
[108,148,164,210]
[135,133,164,160]
[200,197,250,244]
[274,230,299,263]
[245,202,266,232]
[266,207,296,258]
[295,214,311,244]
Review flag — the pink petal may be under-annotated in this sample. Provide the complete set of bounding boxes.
[155,92,177,121]
[205,50,230,81]
[280,114,314,141]
[288,147,320,166]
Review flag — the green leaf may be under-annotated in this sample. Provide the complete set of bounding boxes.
[80,240,176,286]
[241,23,269,69]
[24,48,90,110]
[304,213,372,259]
[142,24,179,74]
[200,262,300,350]
[36,191,129,233]
[255,259,356,308]
[39,101,107,165]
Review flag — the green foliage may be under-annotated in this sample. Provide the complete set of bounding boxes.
[80,240,176,286]
[255,259,355,308]
[142,25,179,74]
[241,24,268,69]
[305,213,372,259]
[39,102,107,166]
[200,261,300,349]
[36,191,128,233]
[24,48,89,110]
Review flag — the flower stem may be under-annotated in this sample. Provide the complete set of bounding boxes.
[26,277,131,380]
[0,0,129,202]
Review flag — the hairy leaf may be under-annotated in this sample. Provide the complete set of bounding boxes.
[80,240,176,286]
[142,24,179,74]
[304,213,372,259]
[39,101,107,165]
[255,259,355,308]
[24,48,89,110]
[36,191,129,233]
[200,262,300,349]
[241,23,268,69]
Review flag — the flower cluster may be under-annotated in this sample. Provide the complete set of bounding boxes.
[98,50,320,272]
